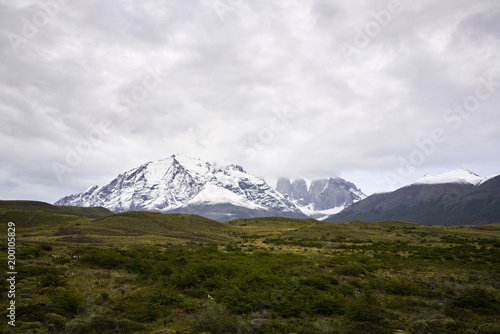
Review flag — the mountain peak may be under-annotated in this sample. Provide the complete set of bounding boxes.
[325,168,500,225]
[55,155,305,221]
[169,153,201,165]
[225,164,246,173]
[276,176,366,219]
[412,168,484,186]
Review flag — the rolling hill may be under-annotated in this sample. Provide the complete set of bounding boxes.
[325,169,500,225]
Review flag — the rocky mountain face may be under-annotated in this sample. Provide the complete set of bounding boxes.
[276,177,366,219]
[324,169,500,225]
[276,178,309,206]
[55,154,306,222]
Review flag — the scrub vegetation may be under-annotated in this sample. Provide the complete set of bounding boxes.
[0,201,499,333]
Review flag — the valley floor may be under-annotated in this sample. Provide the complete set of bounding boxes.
[0,205,499,333]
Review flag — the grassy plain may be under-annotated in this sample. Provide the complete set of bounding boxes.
[0,202,499,333]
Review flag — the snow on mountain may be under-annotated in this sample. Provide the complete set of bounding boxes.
[411,168,486,186]
[276,177,366,219]
[478,172,500,185]
[325,169,500,225]
[188,183,263,210]
[297,204,347,221]
[55,154,306,221]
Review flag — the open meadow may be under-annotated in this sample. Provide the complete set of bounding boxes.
[1,201,499,333]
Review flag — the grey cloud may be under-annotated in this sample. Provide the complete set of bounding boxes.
[1,0,499,202]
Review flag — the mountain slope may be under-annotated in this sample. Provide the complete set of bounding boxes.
[276,177,366,219]
[55,155,306,222]
[325,170,500,225]
[0,200,113,218]
[411,168,485,186]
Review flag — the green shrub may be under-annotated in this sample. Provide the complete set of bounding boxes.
[80,248,128,269]
[115,319,146,333]
[336,283,354,297]
[219,288,254,314]
[99,291,110,303]
[192,302,239,333]
[20,322,43,330]
[17,304,46,323]
[44,313,66,332]
[452,286,499,315]
[18,246,42,259]
[64,318,86,333]
[346,292,382,323]
[384,275,421,296]
[40,272,67,288]
[170,271,202,289]
[52,256,71,264]
[338,263,367,276]
[21,264,63,277]
[301,274,339,291]
[114,287,182,322]
[40,244,53,251]
[52,288,84,317]
[154,261,173,276]
[274,297,304,317]
[427,316,457,333]
[86,315,117,331]
[477,323,500,334]
[311,294,345,315]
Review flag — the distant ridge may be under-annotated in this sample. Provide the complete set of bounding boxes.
[0,200,113,218]
[324,170,500,225]
[411,168,484,186]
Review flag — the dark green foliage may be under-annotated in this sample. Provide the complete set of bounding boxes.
[63,316,146,334]
[40,271,67,288]
[44,313,66,332]
[80,248,128,268]
[337,262,367,276]
[21,265,65,285]
[311,294,345,315]
[52,256,71,264]
[346,292,382,323]
[301,274,339,290]
[16,304,46,325]
[40,244,53,251]
[382,275,422,296]
[263,237,323,248]
[115,287,183,322]
[18,245,46,259]
[16,288,84,322]
[51,288,84,317]
[451,286,500,315]
[1,210,499,333]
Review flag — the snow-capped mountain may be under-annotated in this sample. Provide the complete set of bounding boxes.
[411,168,485,186]
[55,154,306,222]
[276,177,366,219]
[325,169,500,225]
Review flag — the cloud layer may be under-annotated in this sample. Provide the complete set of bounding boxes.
[1,0,499,201]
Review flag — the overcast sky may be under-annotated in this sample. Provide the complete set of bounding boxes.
[1,0,499,203]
